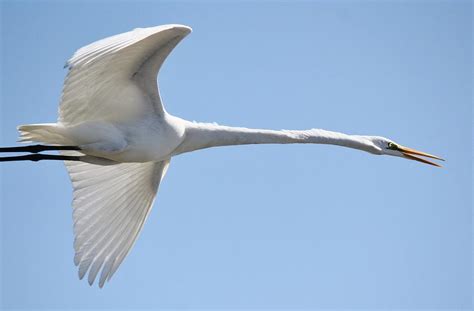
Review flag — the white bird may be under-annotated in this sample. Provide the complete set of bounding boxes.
[0,24,443,287]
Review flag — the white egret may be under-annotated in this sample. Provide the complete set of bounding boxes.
[0,24,443,287]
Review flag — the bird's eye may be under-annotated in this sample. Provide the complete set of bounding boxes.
[387,142,398,150]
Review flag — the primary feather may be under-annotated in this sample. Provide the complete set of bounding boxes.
[66,159,170,288]
[60,24,191,125]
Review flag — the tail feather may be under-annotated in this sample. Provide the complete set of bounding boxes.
[17,123,73,145]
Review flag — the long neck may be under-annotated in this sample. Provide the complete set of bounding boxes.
[173,120,376,155]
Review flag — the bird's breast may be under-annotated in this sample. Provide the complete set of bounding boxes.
[111,115,185,162]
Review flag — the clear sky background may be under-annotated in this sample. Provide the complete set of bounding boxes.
[0,1,472,310]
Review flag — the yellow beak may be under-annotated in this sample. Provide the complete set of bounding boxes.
[397,146,445,167]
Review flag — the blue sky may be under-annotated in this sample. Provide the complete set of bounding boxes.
[1,1,472,309]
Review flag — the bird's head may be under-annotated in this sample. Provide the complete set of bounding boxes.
[363,136,444,167]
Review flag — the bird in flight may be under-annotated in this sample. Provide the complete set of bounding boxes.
[0,24,443,287]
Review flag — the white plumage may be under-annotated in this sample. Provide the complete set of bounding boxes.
[67,160,169,288]
[60,25,190,124]
[8,24,443,287]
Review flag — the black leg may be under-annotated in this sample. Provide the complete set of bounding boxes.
[0,154,82,162]
[0,144,81,153]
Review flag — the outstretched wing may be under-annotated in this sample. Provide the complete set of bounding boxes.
[64,159,170,287]
[59,24,191,125]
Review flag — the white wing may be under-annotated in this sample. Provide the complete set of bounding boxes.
[65,159,170,287]
[59,24,191,125]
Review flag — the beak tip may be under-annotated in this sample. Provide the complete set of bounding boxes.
[399,146,444,167]
[402,152,443,168]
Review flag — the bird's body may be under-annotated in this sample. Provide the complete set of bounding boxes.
[1,24,443,287]
[41,114,186,163]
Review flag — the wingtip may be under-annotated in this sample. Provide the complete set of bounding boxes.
[164,24,192,34]
[99,279,106,288]
[78,269,86,280]
[179,25,192,34]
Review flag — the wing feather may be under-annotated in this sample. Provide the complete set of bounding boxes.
[64,159,170,287]
[59,25,191,125]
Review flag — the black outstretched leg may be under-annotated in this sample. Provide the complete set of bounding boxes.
[0,144,81,153]
[0,154,82,162]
